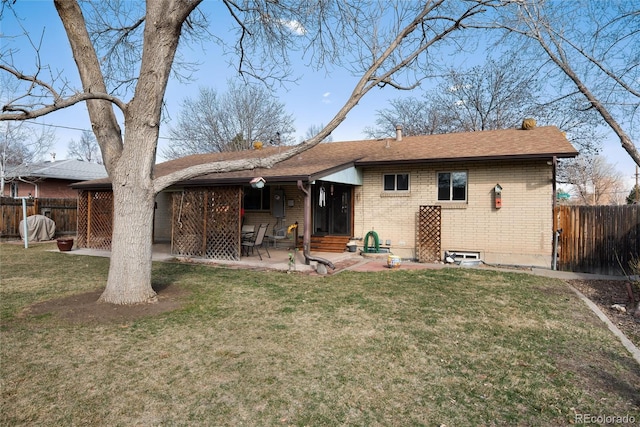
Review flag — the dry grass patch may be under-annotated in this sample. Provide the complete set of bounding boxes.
[1,242,639,426]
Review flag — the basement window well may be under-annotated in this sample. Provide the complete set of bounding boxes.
[451,251,480,260]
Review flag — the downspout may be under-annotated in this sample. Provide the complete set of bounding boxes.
[297,180,335,270]
[17,176,39,198]
[552,156,557,209]
[22,197,28,249]
[551,156,559,270]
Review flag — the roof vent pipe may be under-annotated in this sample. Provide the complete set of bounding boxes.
[395,125,403,141]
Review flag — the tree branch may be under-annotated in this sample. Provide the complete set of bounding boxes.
[54,0,125,169]
[498,2,640,167]
[551,28,640,99]
[0,64,63,105]
[154,1,489,192]
[1,90,127,120]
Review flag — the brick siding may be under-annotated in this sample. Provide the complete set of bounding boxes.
[354,160,554,267]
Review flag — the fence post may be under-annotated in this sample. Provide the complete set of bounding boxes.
[22,198,28,248]
[552,229,561,270]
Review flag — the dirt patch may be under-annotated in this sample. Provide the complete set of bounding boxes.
[569,279,640,348]
[20,283,187,325]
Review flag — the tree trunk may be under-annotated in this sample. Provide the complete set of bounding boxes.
[98,170,157,305]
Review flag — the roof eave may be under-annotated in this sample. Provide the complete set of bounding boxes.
[70,181,112,190]
[355,152,578,167]
[174,175,313,188]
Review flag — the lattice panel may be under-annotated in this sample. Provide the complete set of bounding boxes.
[172,187,241,260]
[172,190,205,256]
[77,190,114,250]
[417,205,441,263]
[77,191,88,247]
[205,188,241,261]
[87,191,114,250]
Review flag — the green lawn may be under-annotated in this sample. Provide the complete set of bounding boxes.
[1,242,639,426]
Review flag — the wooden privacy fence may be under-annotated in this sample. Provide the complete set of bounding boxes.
[0,197,77,238]
[555,205,639,276]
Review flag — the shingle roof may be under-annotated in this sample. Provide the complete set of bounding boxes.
[354,125,578,164]
[74,126,577,189]
[6,159,108,181]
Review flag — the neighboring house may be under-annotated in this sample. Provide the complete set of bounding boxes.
[2,159,107,198]
[73,125,578,268]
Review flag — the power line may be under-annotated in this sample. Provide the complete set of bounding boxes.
[22,120,172,140]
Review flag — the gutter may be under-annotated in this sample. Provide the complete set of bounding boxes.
[354,153,578,167]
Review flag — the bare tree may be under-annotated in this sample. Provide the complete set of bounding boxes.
[495,0,640,167]
[0,0,499,304]
[0,121,56,195]
[364,57,537,138]
[363,96,446,138]
[304,124,333,142]
[0,73,55,193]
[563,155,625,205]
[68,130,102,163]
[626,185,640,205]
[163,82,296,159]
[431,56,539,132]
[364,55,603,155]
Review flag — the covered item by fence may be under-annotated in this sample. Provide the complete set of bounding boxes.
[19,214,56,241]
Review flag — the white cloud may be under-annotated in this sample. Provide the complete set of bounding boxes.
[281,19,306,36]
[322,92,331,104]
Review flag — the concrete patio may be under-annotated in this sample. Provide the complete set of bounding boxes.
[46,239,628,279]
[55,242,448,274]
[59,242,355,274]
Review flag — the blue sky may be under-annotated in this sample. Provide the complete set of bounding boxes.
[3,1,405,157]
[2,1,638,191]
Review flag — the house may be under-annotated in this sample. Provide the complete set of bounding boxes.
[72,125,578,268]
[2,159,107,198]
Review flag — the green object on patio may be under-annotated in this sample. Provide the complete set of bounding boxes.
[363,231,379,253]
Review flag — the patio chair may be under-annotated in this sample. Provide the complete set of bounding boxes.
[241,224,255,243]
[242,223,270,260]
[270,225,288,248]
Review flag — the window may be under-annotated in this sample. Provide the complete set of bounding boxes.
[437,171,467,201]
[243,186,270,210]
[383,173,409,191]
[9,182,18,198]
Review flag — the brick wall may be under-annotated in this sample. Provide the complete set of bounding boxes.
[2,179,78,198]
[354,160,554,267]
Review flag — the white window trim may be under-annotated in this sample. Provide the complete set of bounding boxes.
[437,170,468,202]
[382,172,410,192]
[9,182,18,198]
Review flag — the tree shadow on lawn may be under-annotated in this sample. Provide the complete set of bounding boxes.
[20,277,188,325]
[14,259,359,325]
[21,285,186,324]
